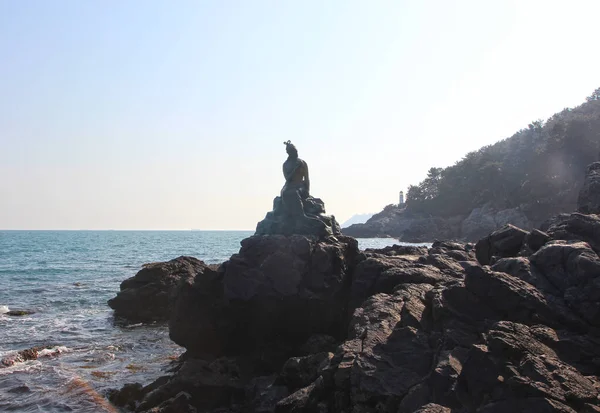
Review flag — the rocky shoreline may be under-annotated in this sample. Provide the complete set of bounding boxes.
[104,163,600,412]
[341,203,535,243]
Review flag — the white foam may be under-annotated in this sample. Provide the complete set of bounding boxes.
[38,346,70,358]
[0,305,8,314]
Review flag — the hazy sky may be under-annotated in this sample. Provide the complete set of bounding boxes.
[1,0,599,230]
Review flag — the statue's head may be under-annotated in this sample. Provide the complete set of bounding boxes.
[283,140,298,158]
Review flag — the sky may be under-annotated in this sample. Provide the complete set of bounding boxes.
[1,0,599,230]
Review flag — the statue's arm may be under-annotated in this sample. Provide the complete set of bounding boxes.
[283,164,296,182]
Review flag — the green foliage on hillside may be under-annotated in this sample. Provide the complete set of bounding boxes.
[406,88,600,221]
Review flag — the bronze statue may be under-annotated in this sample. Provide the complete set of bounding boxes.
[254,142,341,237]
[281,140,310,217]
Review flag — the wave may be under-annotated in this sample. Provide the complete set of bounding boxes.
[0,305,8,314]
[1,346,71,369]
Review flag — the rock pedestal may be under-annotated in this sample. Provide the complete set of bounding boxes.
[256,195,341,237]
[168,235,359,362]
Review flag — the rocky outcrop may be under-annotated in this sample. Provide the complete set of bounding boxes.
[5,309,35,316]
[108,256,211,323]
[544,213,600,252]
[108,162,600,412]
[475,224,529,265]
[168,235,359,362]
[111,213,600,413]
[256,195,341,237]
[578,161,600,214]
[342,206,460,241]
[342,203,532,242]
[272,238,600,413]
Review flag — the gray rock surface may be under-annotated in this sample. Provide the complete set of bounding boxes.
[168,235,359,360]
[475,224,529,265]
[107,256,209,323]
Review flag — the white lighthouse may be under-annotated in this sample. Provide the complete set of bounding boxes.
[399,191,405,206]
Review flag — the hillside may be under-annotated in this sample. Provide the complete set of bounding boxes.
[344,88,600,241]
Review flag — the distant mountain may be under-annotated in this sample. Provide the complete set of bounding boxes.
[341,213,374,228]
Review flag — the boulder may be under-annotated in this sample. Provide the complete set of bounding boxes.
[350,254,449,310]
[136,358,245,412]
[168,235,359,360]
[545,213,600,251]
[5,309,35,316]
[281,352,333,391]
[329,287,435,411]
[491,257,559,295]
[107,383,144,410]
[524,229,551,253]
[531,240,600,327]
[464,265,587,332]
[475,224,529,265]
[108,256,209,323]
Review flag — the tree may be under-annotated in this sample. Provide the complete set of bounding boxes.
[586,87,600,102]
[528,119,544,130]
[402,90,600,221]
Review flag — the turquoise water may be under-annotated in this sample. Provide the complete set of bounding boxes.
[0,231,403,412]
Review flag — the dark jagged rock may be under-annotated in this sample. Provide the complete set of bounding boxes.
[545,213,600,252]
[531,240,600,327]
[477,398,577,413]
[413,404,451,413]
[108,256,209,323]
[169,235,359,362]
[5,309,35,316]
[246,375,289,413]
[146,391,197,413]
[349,248,454,311]
[281,352,333,391]
[107,383,144,410]
[578,161,600,214]
[363,244,429,257]
[299,335,337,355]
[136,358,245,412]
[491,257,559,295]
[475,224,529,265]
[524,228,551,253]
[464,265,587,332]
[114,161,600,413]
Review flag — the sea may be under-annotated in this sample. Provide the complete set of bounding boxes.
[0,231,412,412]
